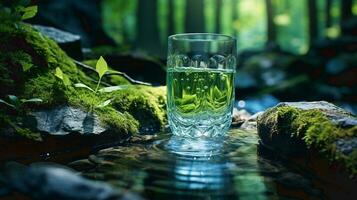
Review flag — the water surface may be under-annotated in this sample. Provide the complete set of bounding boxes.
[82,129,324,200]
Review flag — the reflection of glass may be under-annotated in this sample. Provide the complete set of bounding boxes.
[167,33,236,137]
[164,136,237,199]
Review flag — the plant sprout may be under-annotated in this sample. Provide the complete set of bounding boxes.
[0,95,42,111]
[55,56,127,108]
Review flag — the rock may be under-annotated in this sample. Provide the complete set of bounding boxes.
[278,102,357,127]
[257,101,357,175]
[30,0,115,47]
[28,105,107,136]
[130,135,159,144]
[231,108,251,127]
[33,25,83,60]
[0,23,166,138]
[240,111,263,130]
[67,159,96,171]
[1,162,143,200]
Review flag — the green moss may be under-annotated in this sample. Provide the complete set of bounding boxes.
[0,111,42,141]
[109,85,166,132]
[268,106,357,175]
[0,23,167,138]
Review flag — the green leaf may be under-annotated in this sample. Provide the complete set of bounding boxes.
[8,95,19,104]
[0,99,16,109]
[98,85,129,93]
[22,63,33,72]
[21,6,38,20]
[74,83,95,92]
[55,67,63,80]
[96,56,108,79]
[7,95,20,109]
[63,74,71,86]
[96,99,112,108]
[21,98,43,103]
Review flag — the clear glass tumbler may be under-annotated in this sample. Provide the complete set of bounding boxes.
[167,33,236,137]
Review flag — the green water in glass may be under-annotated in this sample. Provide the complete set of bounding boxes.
[167,67,235,137]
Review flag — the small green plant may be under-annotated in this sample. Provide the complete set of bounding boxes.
[0,95,42,112]
[55,67,71,86]
[0,0,38,26]
[55,56,127,109]
[74,56,110,94]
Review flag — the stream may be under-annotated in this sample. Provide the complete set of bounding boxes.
[81,128,324,200]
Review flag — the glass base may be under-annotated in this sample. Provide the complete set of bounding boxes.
[168,113,232,137]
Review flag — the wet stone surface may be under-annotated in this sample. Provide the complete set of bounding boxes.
[74,129,331,200]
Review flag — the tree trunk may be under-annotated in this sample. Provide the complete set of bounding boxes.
[341,0,353,21]
[136,0,160,54]
[326,0,332,28]
[265,0,276,43]
[168,0,175,36]
[307,0,318,44]
[215,0,223,33]
[185,0,205,33]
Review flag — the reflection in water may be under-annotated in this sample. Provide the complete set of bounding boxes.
[145,133,269,199]
[162,136,236,199]
[82,129,325,200]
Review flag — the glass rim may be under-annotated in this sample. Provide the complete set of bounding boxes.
[169,33,235,42]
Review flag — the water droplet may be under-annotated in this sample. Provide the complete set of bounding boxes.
[193,79,197,82]
[186,78,190,81]
[180,78,184,81]
[186,86,191,90]
[204,86,208,89]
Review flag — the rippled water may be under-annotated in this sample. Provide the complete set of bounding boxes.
[82,129,325,200]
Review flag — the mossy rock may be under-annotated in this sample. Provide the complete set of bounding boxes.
[257,101,357,176]
[0,23,166,142]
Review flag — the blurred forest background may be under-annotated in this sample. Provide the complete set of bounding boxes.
[29,0,357,113]
[103,0,355,56]
[31,0,357,56]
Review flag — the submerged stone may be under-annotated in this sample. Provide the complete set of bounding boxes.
[1,162,142,200]
[257,101,357,175]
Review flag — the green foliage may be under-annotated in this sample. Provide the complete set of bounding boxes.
[20,5,37,20]
[74,83,95,92]
[55,67,71,86]
[96,56,109,80]
[0,94,42,112]
[73,56,126,109]
[0,0,38,27]
[82,60,130,85]
[0,23,167,140]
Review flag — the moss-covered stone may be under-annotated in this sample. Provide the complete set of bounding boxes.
[0,23,166,140]
[257,101,357,175]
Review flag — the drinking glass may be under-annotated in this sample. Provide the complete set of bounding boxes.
[167,33,236,137]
